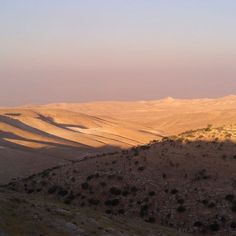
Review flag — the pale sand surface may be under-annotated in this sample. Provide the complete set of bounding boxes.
[1,95,236,183]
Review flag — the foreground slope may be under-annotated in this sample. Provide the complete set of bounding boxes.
[10,125,236,235]
[0,188,188,236]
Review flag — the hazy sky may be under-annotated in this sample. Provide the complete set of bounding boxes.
[1,0,236,106]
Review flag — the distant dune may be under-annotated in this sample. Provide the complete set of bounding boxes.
[38,95,236,135]
[1,95,236,183]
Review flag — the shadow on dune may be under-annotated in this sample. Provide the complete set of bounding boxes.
[36,113,89,132]
[0,130,121,184]
[0,114,121,148]
[0,128,121,159]
[0,114,122,184]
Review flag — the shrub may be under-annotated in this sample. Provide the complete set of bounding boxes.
[145,217,155,223]
[171,189,178,195]
[209,222,220,232]
[48,185,58,194]
[205,124,213,132]
[40,181,47,186]
[64,193,75,204]
[118,209,125,214]
[138,166,145,171]
[94,173,100,178]
[88,198,100,205]
[193,221,202,227]
[149,191,155,196]
[202,199,208,206]
[225,194,235,202]
[220,215,226,223]
[104,199,120,206]
[81,182,89,190]
[87,175,94,181]
[208,202,215,208]
[110,187,121,195]
[140,204,149,217]
[27,189,34,194]
[105,209,112,214]
[176,205,186,213]
[58,188,68,197]
[41,170,50,178]
[133,149,139,156]
[100,182,107,187]
[230,222,236,229]
[130,186,138,193]
[117,176,123,181]
[177,199,184,204]
[231,204,236,212]
[122,190,129,196]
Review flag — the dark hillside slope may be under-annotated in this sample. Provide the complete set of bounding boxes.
[9,126,236,235]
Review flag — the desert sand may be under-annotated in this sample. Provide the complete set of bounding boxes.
[1,95,236,183]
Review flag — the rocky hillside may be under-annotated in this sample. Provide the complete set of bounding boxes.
[0,188,188,236]
[8,125,236,235]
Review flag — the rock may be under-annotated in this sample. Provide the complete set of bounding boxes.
[55,208,71,216]
[32,213,41,221]
[65,222,77,231]
[64,222,85,235]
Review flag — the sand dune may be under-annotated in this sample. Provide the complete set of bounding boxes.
[39,95,236,135]
[1,95,236,183]
[0,108,161,150]
[0,107,161,183]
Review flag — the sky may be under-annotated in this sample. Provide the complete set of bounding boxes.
[0,0,236,106]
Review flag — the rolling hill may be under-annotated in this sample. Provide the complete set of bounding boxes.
[7,125,236,235]
[1,95,236,184]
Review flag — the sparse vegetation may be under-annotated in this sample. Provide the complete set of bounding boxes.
[81,182,89,190]
[176,205,186,213]
[5,124,236,235]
